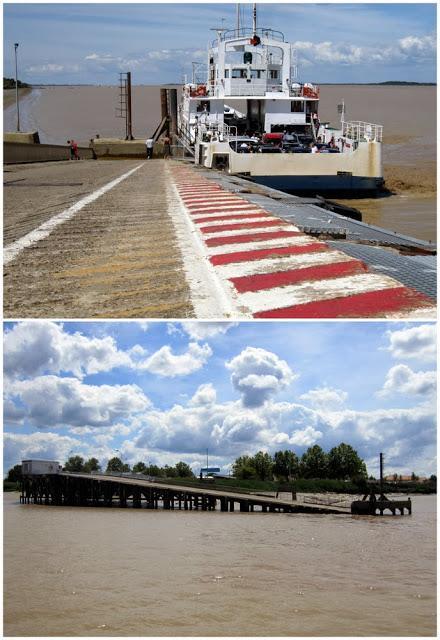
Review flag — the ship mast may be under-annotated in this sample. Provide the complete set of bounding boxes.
[252,2,257,34]
[236,3,240,33]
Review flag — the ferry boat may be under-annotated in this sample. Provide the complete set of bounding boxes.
[178,6,384,195]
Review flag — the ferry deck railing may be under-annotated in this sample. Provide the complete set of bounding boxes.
[342,121,383,142]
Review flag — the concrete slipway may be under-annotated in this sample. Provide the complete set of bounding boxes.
[3,158,436,319]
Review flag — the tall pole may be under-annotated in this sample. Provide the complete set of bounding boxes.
[126,71,133,140]
[14,43,20,132]
[252,3,257,34]
[236,3,240,33]
[206,448,209,473]
[379,452,384,494]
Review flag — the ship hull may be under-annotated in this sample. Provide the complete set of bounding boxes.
[247,173,384,196]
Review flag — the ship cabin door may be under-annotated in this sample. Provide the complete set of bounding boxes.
[246,100,265,135]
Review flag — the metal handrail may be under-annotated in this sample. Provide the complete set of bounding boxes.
[342,120,383,142]
[212,27,285,47]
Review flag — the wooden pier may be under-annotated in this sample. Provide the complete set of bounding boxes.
[20,472,349,516]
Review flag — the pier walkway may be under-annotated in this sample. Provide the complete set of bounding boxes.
[4,159,436,318]
[21,471,350,515]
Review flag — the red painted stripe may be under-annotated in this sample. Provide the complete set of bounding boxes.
[185,199,244,207]
[194,212,269,224]
[206,230,302,247]
[200,219,286,234]
[188,205,263,215]
[254,287,433,319]
[230,260,367,293]
[210,243,328,266]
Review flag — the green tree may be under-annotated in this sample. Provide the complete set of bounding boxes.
[64,455,85,472]
[6,464,22,482]
[327,443,367,480]
[273,450,299,481]
[175,461,194,478]
[300,445,328,479]
[132,461,148,474]
[232,455,256,480]
[148,464,165,477]
[164,465,177,478]
[253,451,273,481]
[83,457,101,473]
[411,472,419,482]
[106,457,130,473]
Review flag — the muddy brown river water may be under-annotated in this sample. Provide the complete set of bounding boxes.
[3,492,436,636]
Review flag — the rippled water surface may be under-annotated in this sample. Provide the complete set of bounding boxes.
[3,493,436,636]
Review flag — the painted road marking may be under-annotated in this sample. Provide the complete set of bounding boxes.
[4,163,146,266]
[199,219,290,234]
[238,273,400,314]
[209,242,329,265]
[230,260,368,293]
[214,249,354,279]
[205,230,303,247]
[171,167,435,318]
[255,287,435,319]
[193,212,270,224]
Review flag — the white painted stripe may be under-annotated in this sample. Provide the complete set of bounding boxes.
[214,250,354,280]
[201,224,292,239]
[195,216,277,228]
[385,307,436,319]
[239,273,399,314]
[4,163,146,265]
[207,235,317,256]
[188,203,260,212]
[190,209,264,220]
[181,194,240,202]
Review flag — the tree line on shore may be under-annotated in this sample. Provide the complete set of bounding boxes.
[4,443,436,494]
[4,77,29,89]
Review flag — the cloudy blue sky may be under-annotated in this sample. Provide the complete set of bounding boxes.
[3,321,436,478]
[3,3,436,84]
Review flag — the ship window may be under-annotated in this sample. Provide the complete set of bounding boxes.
[232,68,247,79]
[251,69,263,79]
[291,101,303,113]
[224,69,229,78]
[269,70,279,79]
[196,101,210,113]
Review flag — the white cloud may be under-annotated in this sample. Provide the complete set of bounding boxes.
[386,324,436,361]
[4,431,82,470]
[294,34,436,67]
[379,365,436,397]
[6,375,150,428]
[189,383,217,406]
[226,347,295,407]
[289,426,323,447]
[300,386,348,411]
[4,321,132,379]
[180,322,237,341]
[139,342,212,377]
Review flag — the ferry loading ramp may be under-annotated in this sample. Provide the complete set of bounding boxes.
[3,158,436,319]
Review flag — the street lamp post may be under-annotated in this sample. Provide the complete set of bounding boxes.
[14,43,20,132]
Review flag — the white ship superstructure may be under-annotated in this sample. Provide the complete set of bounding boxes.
[178,7,384,195]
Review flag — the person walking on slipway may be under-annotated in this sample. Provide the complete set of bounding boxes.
[145,137,154,159]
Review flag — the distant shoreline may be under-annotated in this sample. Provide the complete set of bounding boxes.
[10,81,437,88]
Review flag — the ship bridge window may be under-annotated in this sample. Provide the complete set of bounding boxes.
[291,101,304,113]
[251,69,264,79]
[269,70,279,79]
[196,101,210,113]
[232,68,247,79]
[224,69,229,78]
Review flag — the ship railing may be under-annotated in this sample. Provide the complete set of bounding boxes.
[197,121,238,144]
[342,120,383,142]
[212,27,285,47]
[214,82,285,97]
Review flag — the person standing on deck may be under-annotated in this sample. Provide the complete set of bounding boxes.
[145,137,154,159]
[67,140,75,160]
[163,134,171,159]
[72,140,80,160]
